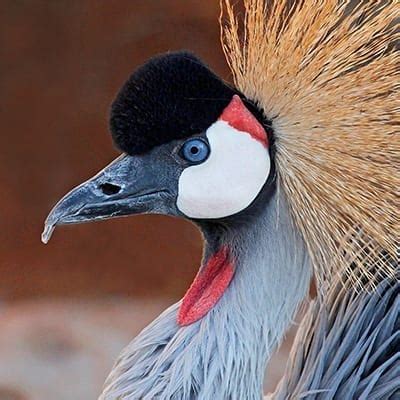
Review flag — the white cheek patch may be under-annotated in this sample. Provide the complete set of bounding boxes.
[177,120,270,219]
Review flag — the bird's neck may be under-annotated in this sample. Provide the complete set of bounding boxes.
[100,190,311,399]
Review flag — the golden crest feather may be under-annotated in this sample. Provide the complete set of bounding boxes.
[220,0,399,290]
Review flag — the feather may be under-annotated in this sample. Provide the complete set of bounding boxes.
[220,0,399,290]
[272,267,399,399]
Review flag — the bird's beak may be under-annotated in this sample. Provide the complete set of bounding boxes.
[42,154,172,244]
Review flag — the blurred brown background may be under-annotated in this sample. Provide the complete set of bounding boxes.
[1,0,230,300]
[1,2,290,399]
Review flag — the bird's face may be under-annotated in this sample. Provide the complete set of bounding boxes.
[43,52,274,242]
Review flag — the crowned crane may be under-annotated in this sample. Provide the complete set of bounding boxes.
[42,1,399,399]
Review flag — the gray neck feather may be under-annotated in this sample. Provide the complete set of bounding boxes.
[100,190,311,400]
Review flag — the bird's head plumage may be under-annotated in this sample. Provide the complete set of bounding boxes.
[109,52,271,154]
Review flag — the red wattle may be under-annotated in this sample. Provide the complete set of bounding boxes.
[219,94,268,146]
[177,246,235,326]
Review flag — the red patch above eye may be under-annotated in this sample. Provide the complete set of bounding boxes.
[219,95,268,146]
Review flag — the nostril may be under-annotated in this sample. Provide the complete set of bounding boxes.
[99,182,121,196]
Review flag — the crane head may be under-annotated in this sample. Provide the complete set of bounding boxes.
[42,52,274,242]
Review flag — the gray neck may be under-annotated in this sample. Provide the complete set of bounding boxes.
[100,190,311,400]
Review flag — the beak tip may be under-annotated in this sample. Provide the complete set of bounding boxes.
[41,223,56,244]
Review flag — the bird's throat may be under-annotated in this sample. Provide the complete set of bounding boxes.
[178,246,235,326]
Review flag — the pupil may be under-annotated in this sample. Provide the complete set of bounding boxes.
[190,146,199,155]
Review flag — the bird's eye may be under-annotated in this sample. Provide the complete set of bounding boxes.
[181,138,210,164]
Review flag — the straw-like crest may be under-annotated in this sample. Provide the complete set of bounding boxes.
[220,0,399,290]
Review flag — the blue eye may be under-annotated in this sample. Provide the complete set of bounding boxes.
[181,138,210,164]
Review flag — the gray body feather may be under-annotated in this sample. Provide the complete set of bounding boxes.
[272,269,400,400]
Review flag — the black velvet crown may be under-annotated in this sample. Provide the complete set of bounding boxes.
[110,51,257,155]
